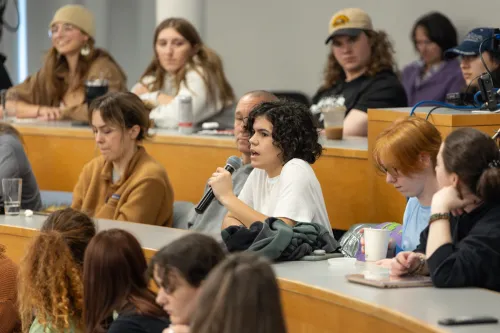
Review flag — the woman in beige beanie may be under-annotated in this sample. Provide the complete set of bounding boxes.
[6,5,127,122]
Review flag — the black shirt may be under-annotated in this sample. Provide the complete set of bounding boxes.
[311,70,407,123]
[108,314,170,333]
[415,202,500,291]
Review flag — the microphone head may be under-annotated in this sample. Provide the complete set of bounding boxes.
[226,155,242,171]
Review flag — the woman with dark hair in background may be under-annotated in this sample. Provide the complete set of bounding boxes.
[7,5,126,121]
[133,17,235,129]
[150,233,225,333]
[0,122,42,212]
[83,229,169,333]
[191,253,287,333]
[391,128,500,292]
[71,92,174,226]
[17,208,96,333]
[208,100,332,235]
[402,12,465,105]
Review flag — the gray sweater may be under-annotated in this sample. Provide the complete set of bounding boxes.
[188,163,254,235]
[0,134,42,211]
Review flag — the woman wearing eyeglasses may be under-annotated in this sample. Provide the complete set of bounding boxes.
[6,5,127,122]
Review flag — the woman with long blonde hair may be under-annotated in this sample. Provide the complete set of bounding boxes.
[7,5,127,122]
[132,18,235,129]
[17,208,96,333]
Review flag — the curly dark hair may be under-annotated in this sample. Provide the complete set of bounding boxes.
[244,100,323,164]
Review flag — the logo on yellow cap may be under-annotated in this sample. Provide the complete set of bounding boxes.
[331,14,349,28]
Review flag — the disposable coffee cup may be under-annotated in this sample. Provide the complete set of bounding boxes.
[363,228,391,262]
[322,105,346,140]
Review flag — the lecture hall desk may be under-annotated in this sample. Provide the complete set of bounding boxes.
[14,107,500,231]
[1,215,500,333]
[13,122,370,231]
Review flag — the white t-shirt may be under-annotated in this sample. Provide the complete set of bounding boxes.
[238,158,332,235]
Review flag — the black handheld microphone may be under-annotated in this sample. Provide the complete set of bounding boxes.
[194,156,242,214]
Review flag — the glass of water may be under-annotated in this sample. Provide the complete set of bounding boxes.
[2,178,22,215]
[0,89,17,121]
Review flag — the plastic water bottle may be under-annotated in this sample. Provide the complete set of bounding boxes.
[178,95,194,134]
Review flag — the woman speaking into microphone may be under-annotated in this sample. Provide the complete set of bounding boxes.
[208,100,333,236]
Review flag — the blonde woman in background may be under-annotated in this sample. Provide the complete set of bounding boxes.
[8,5,127,122]
[133,18,235,129]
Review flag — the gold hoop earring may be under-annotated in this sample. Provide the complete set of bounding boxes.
[81,44,90,56]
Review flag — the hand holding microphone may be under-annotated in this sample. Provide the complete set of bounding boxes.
[208,167,234,201]
[195,156,242,214]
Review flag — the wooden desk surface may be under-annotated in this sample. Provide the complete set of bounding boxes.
[14,122,370,231]
[2,215,499,333]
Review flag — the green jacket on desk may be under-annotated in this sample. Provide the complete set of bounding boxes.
[222,217,340,261]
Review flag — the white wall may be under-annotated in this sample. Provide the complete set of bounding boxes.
[2,0,500,97]
[204,0,500,98]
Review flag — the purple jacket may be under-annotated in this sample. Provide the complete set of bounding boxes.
[401,60,465,106]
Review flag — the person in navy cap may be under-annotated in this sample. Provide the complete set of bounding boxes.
[445,27,500,97]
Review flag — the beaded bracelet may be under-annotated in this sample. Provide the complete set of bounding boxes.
[429,212,450,224]
[409,254,426,275]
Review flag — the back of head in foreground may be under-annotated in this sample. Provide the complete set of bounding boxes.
[190,252,287,333]
[17,208,96,332]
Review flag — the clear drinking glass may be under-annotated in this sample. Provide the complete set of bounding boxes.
[2,178,22,215]
[0,89,17,121]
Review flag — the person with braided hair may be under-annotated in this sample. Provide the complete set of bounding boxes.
[17,208,96,333]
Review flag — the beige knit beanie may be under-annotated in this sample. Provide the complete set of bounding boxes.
[49,5,95,39]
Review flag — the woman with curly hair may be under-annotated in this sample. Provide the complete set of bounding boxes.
[310,8,407,137]
[17,208,96,333]
[209,100,332,235]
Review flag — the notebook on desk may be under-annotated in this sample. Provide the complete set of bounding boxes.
[346,273,433,289]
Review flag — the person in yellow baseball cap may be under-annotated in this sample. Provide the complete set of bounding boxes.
[311,8,407,137]
[6,5,127,123]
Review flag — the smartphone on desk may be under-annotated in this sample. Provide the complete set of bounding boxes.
[438,316,498,326]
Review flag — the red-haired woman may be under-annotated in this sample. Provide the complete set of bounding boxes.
[83,229,169,333]
[372,117,441,261]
